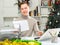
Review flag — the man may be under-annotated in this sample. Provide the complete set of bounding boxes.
[13,1,43,37]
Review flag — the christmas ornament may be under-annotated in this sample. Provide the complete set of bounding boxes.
[49,22,52,24]
[56,20,58,23]
[57,12,60,15]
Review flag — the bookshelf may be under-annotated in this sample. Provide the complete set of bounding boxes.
[39,0,54,31]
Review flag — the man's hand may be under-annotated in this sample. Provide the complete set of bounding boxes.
[38,31,43,36]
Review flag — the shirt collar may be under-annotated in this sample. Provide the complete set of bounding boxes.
[21,14,29,19]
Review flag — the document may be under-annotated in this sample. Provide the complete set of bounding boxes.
[13,20,29,32]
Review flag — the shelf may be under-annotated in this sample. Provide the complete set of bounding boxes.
[41,6,52,8]
[29,14,40,17]
[41,15,49,18]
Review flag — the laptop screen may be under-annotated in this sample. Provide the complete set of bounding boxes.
[39,28,60,41]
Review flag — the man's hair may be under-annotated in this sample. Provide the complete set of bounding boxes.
[19,1,29,8]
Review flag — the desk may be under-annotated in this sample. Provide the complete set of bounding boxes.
[41,37,60,45]
[21,37,60,45]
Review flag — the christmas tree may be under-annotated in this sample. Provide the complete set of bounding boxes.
[44,0,60,32]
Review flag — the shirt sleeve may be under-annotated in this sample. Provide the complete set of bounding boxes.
[33,20,40,36]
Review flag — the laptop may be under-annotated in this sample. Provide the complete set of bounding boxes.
[38,28,60,41]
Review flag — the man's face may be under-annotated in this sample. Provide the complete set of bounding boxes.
[20,4,29,16]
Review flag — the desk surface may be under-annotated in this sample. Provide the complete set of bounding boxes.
[21,37,60,45]
[40,37,60,45]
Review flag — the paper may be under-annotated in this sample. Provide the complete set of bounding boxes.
[13,20,29,32]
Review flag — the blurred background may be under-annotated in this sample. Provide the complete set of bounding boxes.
[0,0,60,32]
